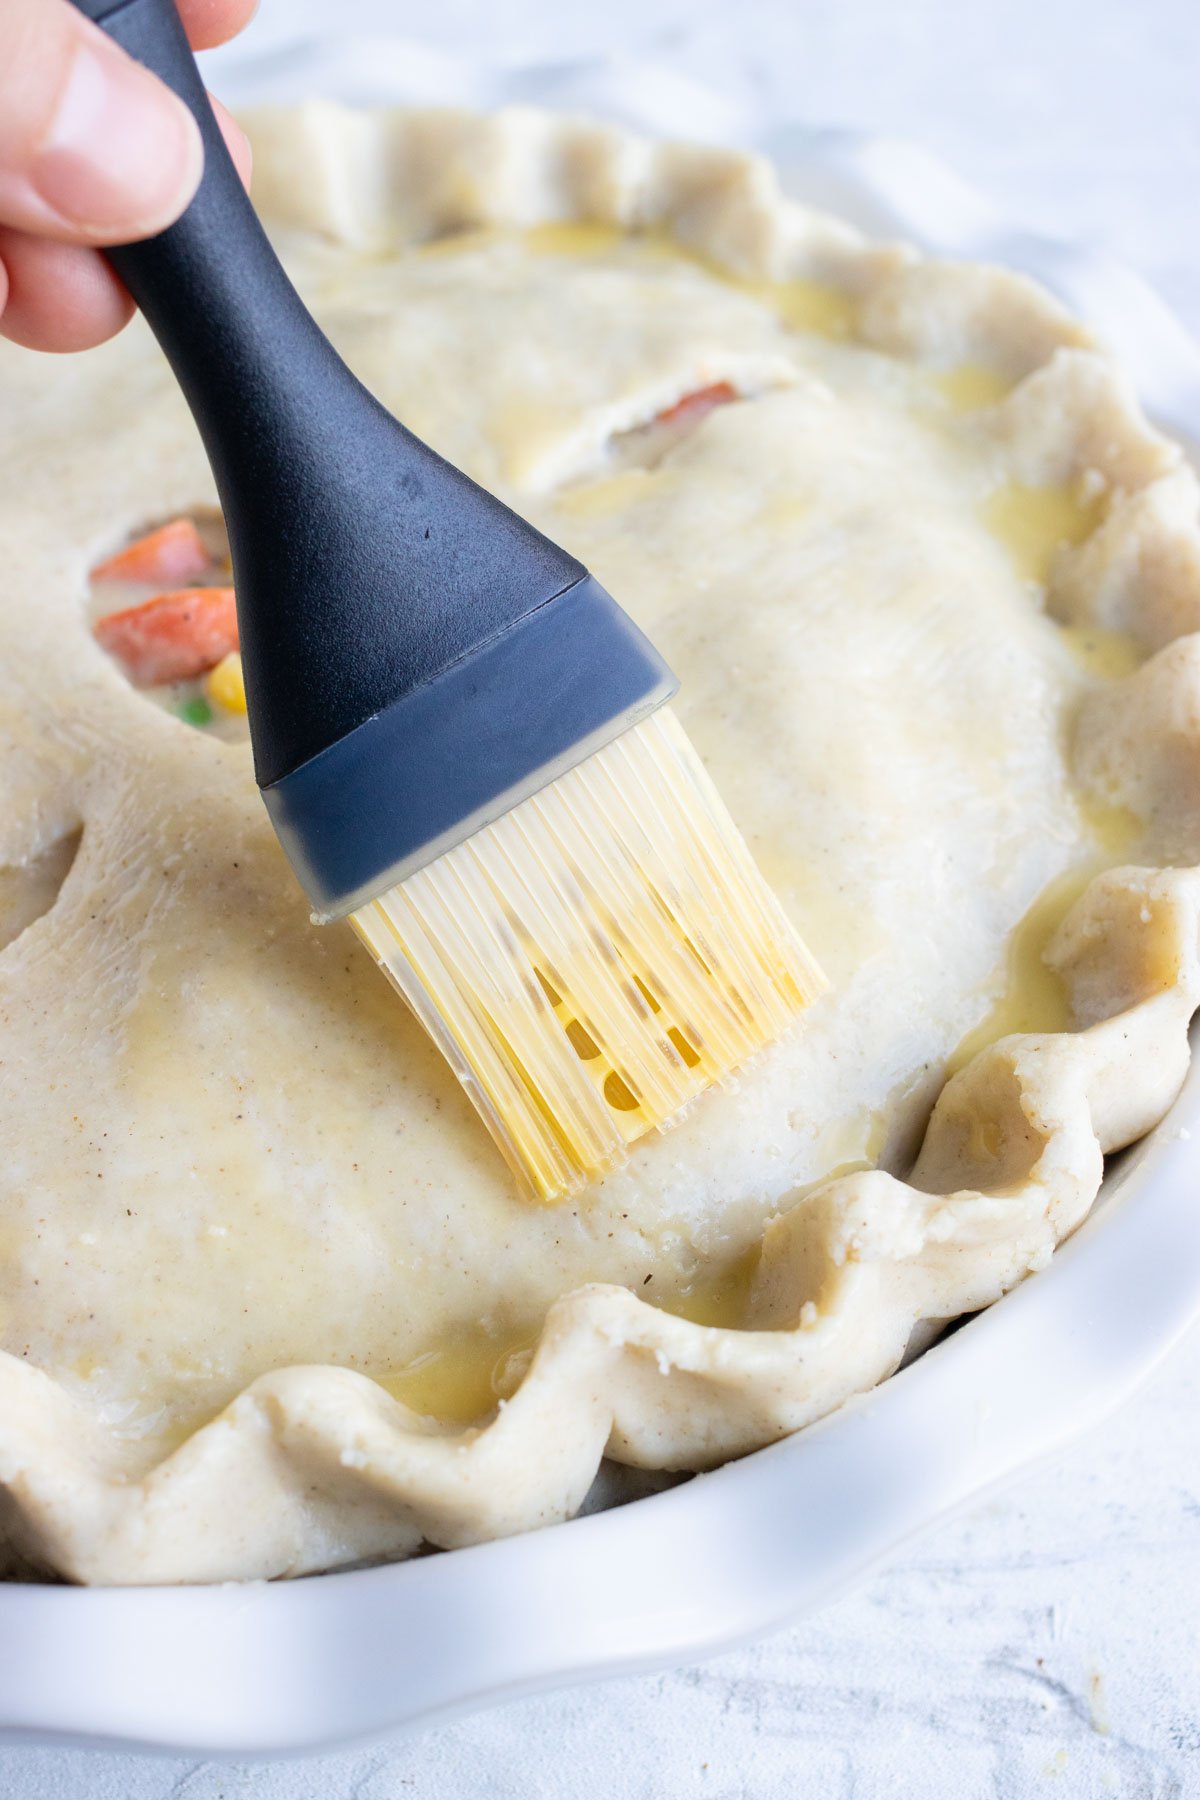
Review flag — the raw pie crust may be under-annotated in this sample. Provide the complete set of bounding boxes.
[1,106,1199,1584]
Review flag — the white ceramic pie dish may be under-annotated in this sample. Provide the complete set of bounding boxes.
[2,44,1199,1758]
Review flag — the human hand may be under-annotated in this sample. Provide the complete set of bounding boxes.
[0,0,255,351]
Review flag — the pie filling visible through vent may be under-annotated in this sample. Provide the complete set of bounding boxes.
[0,107,1197,1583]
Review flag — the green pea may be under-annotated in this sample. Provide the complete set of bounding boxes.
[177,695,214,728]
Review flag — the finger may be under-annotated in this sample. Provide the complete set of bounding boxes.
[0,96,246,354]
[0,90,252,356]
[177,0,259,52]
[0,0,203,244]
[0,229,133,352]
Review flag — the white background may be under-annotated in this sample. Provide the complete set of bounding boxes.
[9,0,1200,1794]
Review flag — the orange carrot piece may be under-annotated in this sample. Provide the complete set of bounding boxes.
[653,381,738,429]
[91,518,212,587]
[94,588,238,686]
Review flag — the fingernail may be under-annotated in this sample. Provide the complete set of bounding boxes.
[32,38,203,236]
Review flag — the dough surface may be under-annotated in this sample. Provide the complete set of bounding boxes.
[0,105,1198,1583]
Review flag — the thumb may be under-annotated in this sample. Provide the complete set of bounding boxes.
[0,0,204,245]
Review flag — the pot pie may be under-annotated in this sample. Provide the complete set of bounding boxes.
[1,105,1198,1585]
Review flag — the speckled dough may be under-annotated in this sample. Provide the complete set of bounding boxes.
[0,105,1198,1584]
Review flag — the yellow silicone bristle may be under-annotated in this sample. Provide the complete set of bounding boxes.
[350,709,826,1203]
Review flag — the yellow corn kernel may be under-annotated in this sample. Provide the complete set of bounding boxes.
[205,651,246,714]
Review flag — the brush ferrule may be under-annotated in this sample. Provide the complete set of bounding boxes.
[261,574,678,921]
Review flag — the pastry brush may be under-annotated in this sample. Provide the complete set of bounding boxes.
[71,0,826,1201]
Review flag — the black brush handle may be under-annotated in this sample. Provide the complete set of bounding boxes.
[66,0,588,789]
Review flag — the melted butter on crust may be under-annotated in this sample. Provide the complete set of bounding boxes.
[1057,625,1144,682]
[742,275,857,339]
[375,1322,539,1425]
[933,362,1016,413]
[946,868,1089,1076]
[946,803,1144,1077]
[983,478,1107,585]
[652,1245,761,1330]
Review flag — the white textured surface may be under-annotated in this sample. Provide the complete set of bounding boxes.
[8,0,1200,1792]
